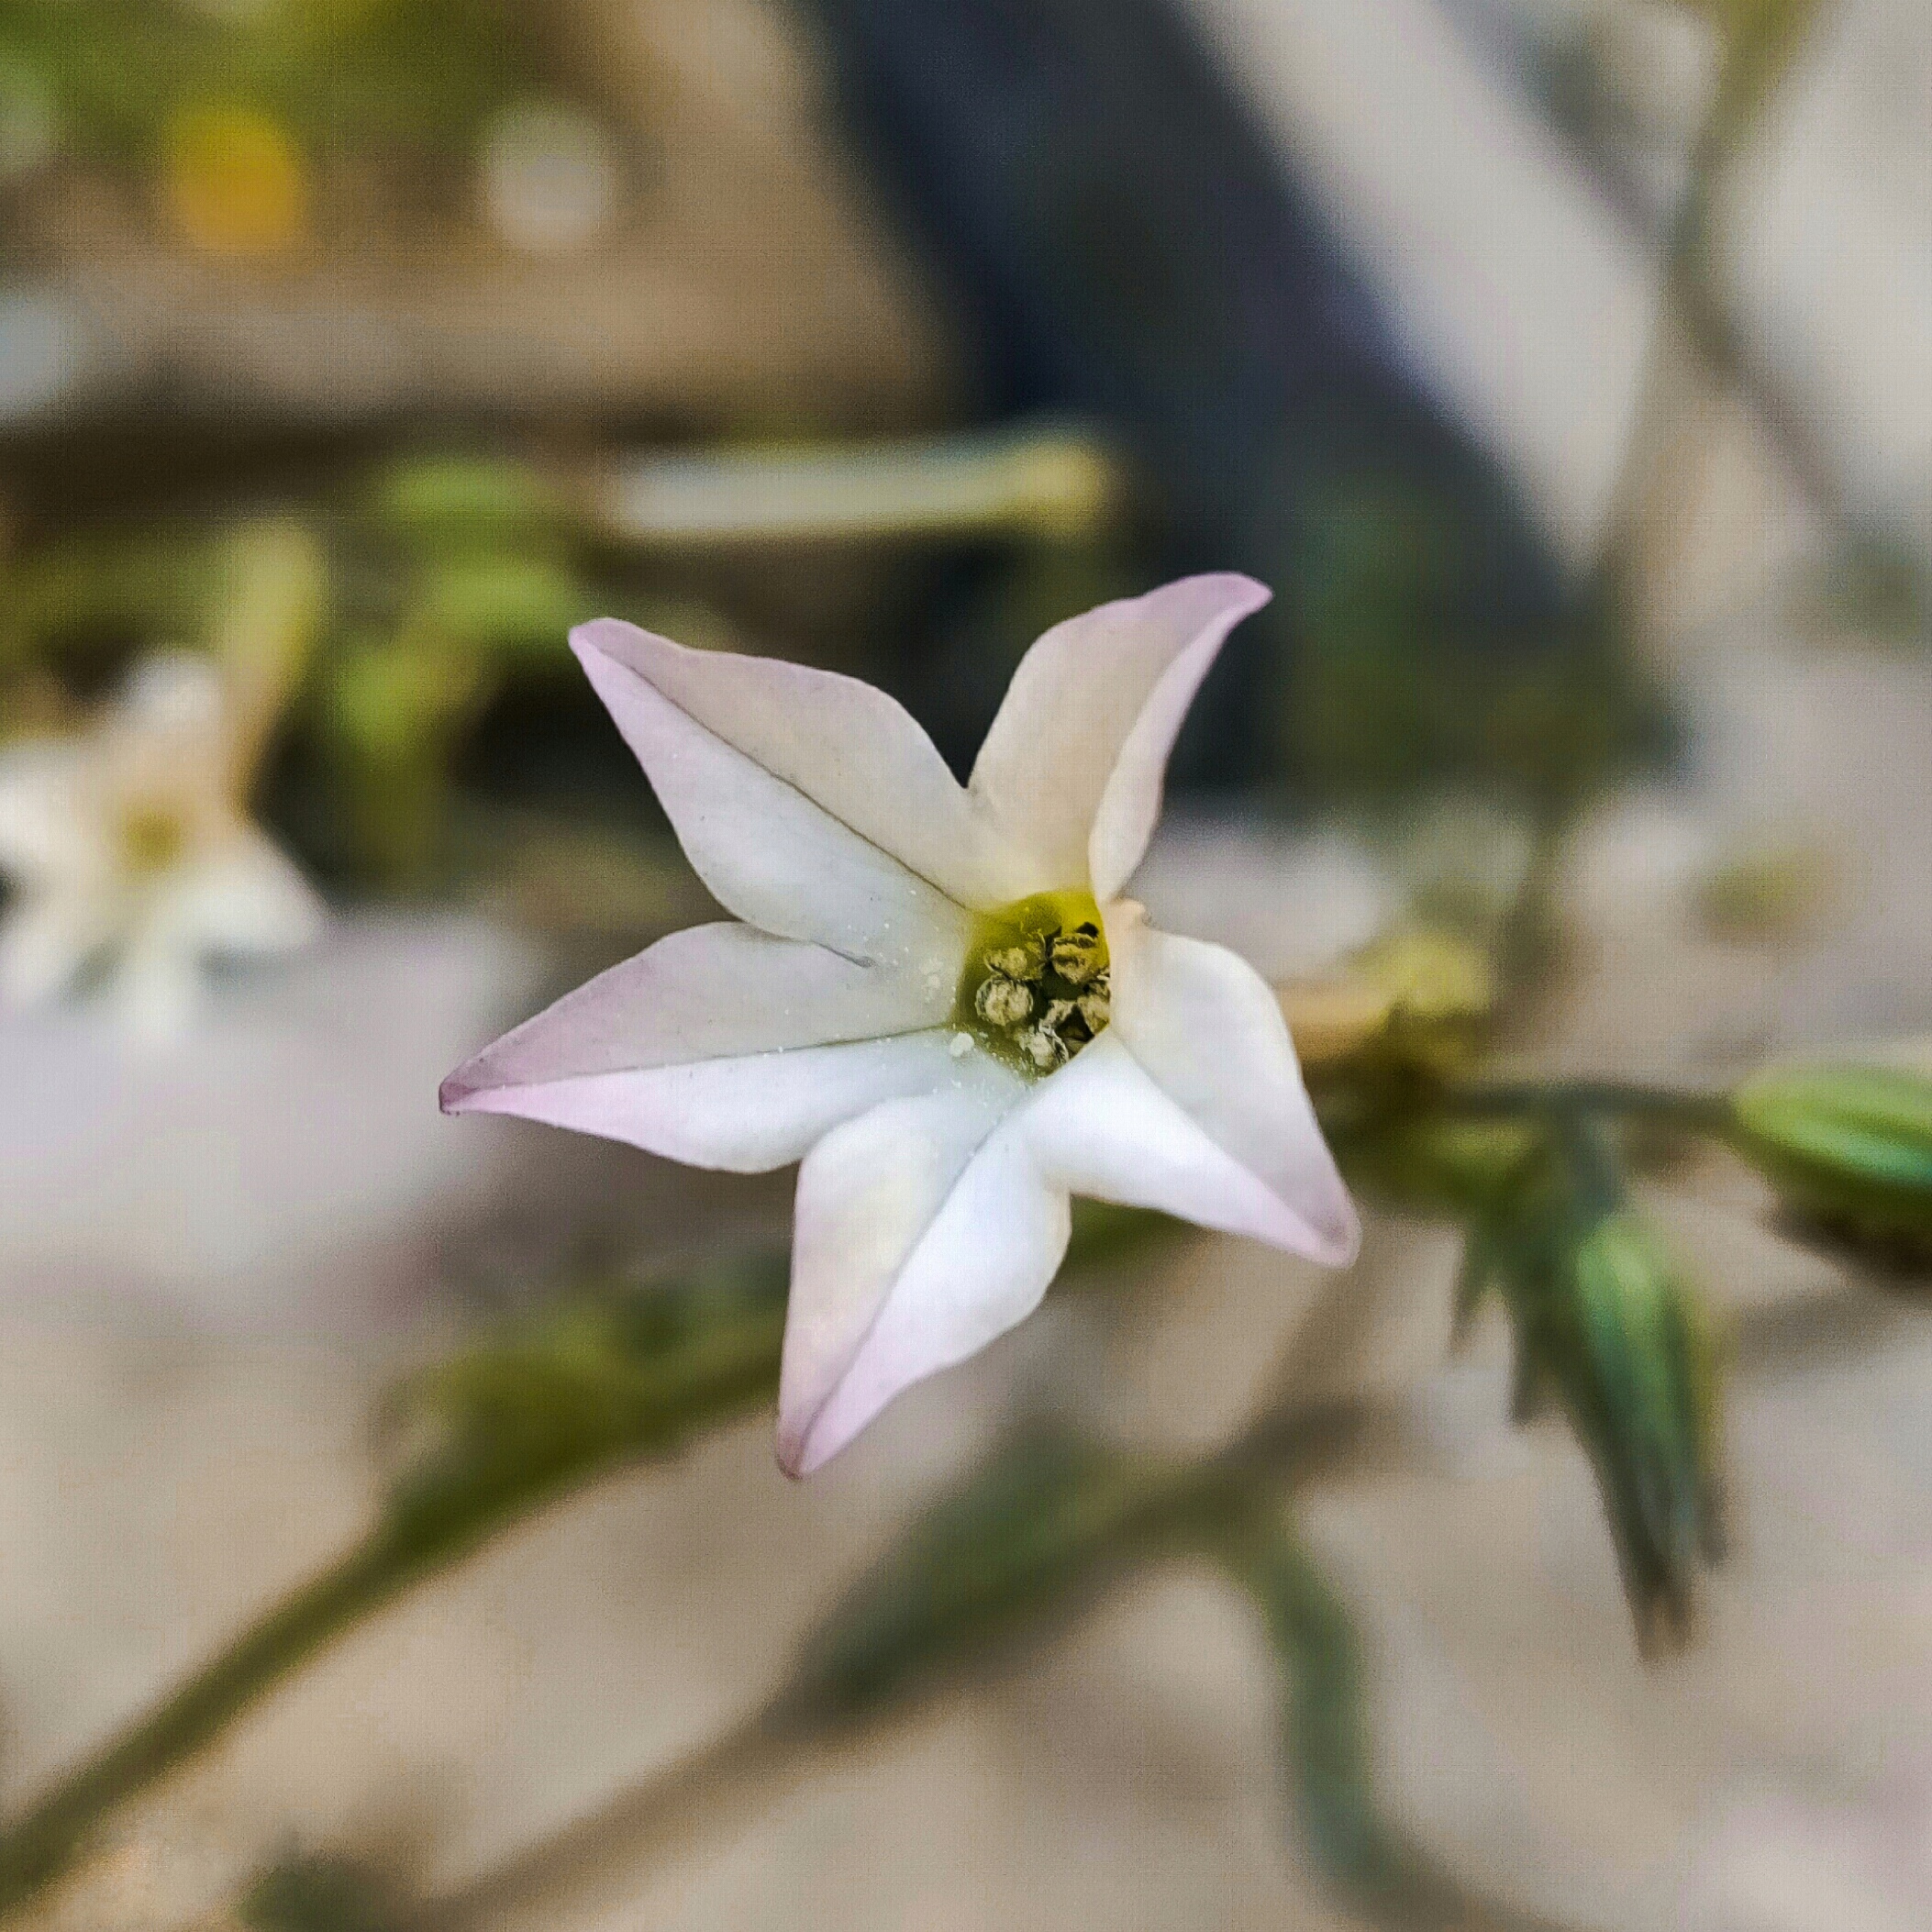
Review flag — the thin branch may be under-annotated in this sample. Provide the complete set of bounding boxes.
[1436,1077,1732,1135]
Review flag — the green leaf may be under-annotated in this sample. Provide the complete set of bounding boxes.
[369,455,579,552]
[413,553,592,661]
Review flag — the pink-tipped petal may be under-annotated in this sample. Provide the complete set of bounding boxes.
[1107,905,1359,1266]
[1024,1030,1341,1251]
[452,1031,964,1173]
[778,1056,1043,1474]
[969,575,1271,898]
[572,620,1022,956]
[442,921,960,1173]
[779,1011,1357,1478]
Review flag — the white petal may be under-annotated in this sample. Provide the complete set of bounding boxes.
[443,920,966,1172]
[781,1016,1348,1476]
[106,932,203,1047]
[0,891,118,1008]
[969,575,1271,898]
[1107,904,1359,1265]
[572,620,1016,957]
[0,741,102,885]
[452,1029,965,1172]
[779,1054,1041,1474]
[156,831,325,957]
[1024,1031,1342,1249]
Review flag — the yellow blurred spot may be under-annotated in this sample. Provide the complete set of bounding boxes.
[163,105,308,256]
[1284,928,1498,1080]
[1698,840,1840,945]
[119,803,188,876]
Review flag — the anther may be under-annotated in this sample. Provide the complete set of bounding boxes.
[1017,1024,1071,1071]
[985,938,1046,982]
[974,974,1034,1027]
[1049,925,1105,984]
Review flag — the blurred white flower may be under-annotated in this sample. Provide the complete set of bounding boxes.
[0,653,323,1043]
[444,577,1358,1475]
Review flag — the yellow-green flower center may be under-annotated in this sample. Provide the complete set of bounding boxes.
[119,803,188,876]
[954,889,1111,1076]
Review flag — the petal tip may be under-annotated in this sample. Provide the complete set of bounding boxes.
[773,1416,825,1481]
[1319,1197,1364,1271]
[567,614,635,661]
[439,1062,486,1115]
[1190,570,1272,615]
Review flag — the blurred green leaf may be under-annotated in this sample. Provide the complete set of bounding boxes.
[414,554,591,661]
[383,1255,791,1557]
[0,528,219,685]
[1696,840,1839,946]
[320,631,491,883]
[1337,1112,1543,1223]
[371,455,580,554]
[213,517,330,783]
[1683,0,1825,142]
[1730,1062,1932,1270]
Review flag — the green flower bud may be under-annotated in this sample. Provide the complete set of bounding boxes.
[1457,1124,1726,1651]
[1729,1062,1932,1264]
[1514,1208,1725,1651]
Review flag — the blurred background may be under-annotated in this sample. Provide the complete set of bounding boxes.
[1,0,1931,1927]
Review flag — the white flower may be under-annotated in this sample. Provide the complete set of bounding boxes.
[0,653,324,1042]
[442,576,1359,1474]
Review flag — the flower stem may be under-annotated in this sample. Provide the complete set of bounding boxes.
[1437,1078,1731,1136]
[0,1528,416,1915]
[0,1221,1163,1920]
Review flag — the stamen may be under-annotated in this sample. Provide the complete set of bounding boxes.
[1017,1024,1071,1071]
[985,938,1046,982]
[954,892,1113,1076]
[975,974,1035,1027]
[1049,924,1105,985]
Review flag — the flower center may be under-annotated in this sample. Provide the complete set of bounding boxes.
[119,803,189,876]
[954,889,1111,1075]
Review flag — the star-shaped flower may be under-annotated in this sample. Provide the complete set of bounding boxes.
[442,576,1359,1473]
[0,653,324,1041]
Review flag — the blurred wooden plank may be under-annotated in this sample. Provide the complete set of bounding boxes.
[0,0,957,433]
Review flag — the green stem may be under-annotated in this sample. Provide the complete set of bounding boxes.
[1591,0,1834,615]
[1438,1078,1731,1135]
[0,1531,409,1914]
[0,1221,1163,1919]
